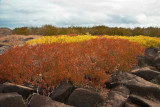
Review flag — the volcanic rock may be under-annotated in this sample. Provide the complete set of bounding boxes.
[67,88,103,107]
[28,94,72,107]
[2,82,35,99]
[50,83,75,103]
[0,92,25,107]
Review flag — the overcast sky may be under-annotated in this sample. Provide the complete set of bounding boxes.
[0,0,160,29]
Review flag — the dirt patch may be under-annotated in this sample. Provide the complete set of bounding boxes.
[0,35,42,46]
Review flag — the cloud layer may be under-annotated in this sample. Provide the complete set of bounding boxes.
[0,0,160,29]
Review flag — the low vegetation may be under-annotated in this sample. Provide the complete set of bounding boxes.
[0,37,145,93]
[1,25,160,37]
[26,35,160,48]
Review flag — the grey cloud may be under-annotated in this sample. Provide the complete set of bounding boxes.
[0,0,160,28]
[0,19,31,29]
[108,15,138,24]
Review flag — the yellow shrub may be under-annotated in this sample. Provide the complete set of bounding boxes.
[103,35,160,48]
[26,35,160,48]
[26,35,97,45]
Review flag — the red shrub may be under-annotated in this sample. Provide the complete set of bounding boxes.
[0,38,145,92]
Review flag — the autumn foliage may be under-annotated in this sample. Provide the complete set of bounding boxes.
[0,38,145,92]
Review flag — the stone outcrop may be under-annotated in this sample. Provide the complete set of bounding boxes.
[0,92,25,107]
[28,94,72,107]
[98,85,130,107]
[67,88,103,107]
[106,72,160,101]
[1,82,36,99]
[144,47,159,66]
[127,95,160,107]
[0,82,103,107]
[102,47,160,107]
[50,83,75,103]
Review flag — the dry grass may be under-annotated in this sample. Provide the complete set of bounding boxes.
[0,35,42,46]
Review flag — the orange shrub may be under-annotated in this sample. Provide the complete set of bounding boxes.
[0,38,145,91]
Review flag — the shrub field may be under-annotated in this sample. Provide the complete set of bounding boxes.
[26,35,160,48]
[0,35,147,94]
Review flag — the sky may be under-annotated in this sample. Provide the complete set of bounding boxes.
[0,0,160,29]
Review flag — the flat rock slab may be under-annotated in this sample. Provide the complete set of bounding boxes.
[28,94,72,107]
[67,88,103,107]
[128,95,160,107]
[98,85,130,107]
[50,83,75,103]
[2,82,35,99]
[106,72,160,102]
[131,67,160,81]
[151,75,160,85]
[0,92,25,107]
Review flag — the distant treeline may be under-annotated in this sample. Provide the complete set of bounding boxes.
[1,25,160,37]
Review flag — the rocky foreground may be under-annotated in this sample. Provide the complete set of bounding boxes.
[0,47,160,107]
